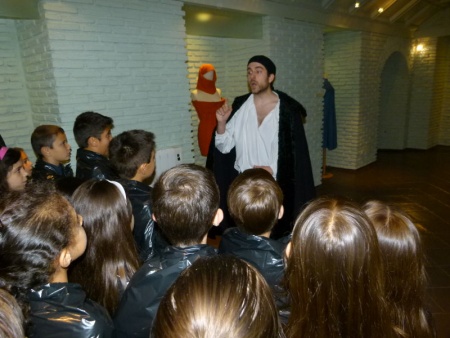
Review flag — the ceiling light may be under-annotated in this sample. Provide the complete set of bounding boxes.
[355,2,360,8]
[378,7,384,13]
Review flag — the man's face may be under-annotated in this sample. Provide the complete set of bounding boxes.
[247,62,275,95]
[47,132,71,165]
[97,127,113,157]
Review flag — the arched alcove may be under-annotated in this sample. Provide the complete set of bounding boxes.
[378,51,410,149]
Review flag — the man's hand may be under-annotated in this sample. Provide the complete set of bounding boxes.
[216,100,232,134]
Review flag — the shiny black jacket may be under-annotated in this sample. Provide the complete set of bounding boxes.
[27,283,114,338]
[114,245,217,338]
[119,179,169,261]
[32,158,74,182]
[75,148,119,180]
[218,227,289,289]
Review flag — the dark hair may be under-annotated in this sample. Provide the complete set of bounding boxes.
[0,288,25,338]
[363,200,435,337]
[0,183,77,321]
[70,179,140,315]
[284,197,392,338]
[228,168,283,235]
[152,164,219,246]
[0,148,21,193]
[31,125,65,158]
[153,255,285,338]
[109,130,155,179]
[55,177,86,202]
[73,111,114,148]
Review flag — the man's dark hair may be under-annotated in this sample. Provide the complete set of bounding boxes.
[73,111,114,148]
[109,130,155,179]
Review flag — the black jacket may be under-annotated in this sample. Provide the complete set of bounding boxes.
[32,158,74,182]
[114,245,217,338]
[27,283,114,338]
[218,227,289,289]
[75,148,119,180]
[207,90,316,237]
[119,179,169,261]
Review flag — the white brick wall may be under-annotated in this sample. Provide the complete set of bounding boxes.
[0,20,34,154]
[18,0,194,165]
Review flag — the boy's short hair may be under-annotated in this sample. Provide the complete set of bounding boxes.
[109,130,155,179]
[152,164,219,246]
[31,125,65,158]
[228,168,283,235]
[73,111,114,148]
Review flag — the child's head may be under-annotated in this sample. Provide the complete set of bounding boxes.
[70,179,139,315]
[0,147,29,193]
[228,168,283,236]
[0,288,24,338]
[363,200,432,336]
[0,183,86,314]
[13,148,33,176]
[285,197,389,337]
[73,111,114,157]
[152,164,222,246]
[153,255,284,338]
[109,130,156,181]
[31,125,71,165]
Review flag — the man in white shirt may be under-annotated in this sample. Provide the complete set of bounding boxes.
[208,55,315,238]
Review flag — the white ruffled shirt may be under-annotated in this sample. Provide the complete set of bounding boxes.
[215,93,280,177]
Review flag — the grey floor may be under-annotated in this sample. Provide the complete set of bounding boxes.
[317,146,450,337]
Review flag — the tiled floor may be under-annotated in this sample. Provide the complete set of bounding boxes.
[317,146,450,337]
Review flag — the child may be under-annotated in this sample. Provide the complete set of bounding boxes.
[0,147,29,193]
[114,164,222,338]
[70,179,140,317]
[364,200,435,337]
[284,197,393,338]
[0,183,113,337]
[109,129,163,261]
[0,289,24,338]
[153,255,285,338]
[30,125,73,181]
[218,168,287,289]
[14,147,33,176]
[73,111,118,180]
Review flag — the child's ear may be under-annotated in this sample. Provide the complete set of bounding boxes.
[41,146,51,158]
[87,136,98,148]
[58,248,72,268]
[278,205,284,220]
[212,208,224,227]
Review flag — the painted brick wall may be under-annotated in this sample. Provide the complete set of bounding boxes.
[435,37,450,146]
[0,20,33,153]
[325,31,412,169]
[18,0,194,165]
[186,16,323,186]
[324,31,362,169]
[408,37,437,149]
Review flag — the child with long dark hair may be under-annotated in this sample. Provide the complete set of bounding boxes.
[364,200,435,337]
[284,197,394,338]
[0,183,113,337]
[0,147,29,193]
[70,179,140,316]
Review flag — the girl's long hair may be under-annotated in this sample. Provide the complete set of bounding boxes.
[284,197,393,338]
[70,179,140,316]
[364,200,435,337]
[0,148,21,193]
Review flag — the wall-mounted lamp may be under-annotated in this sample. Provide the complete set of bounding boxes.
[355,2,360,8]
[415,44,425,52]
[196,12,212,22]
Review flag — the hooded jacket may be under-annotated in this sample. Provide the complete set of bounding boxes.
[27,283,114,338]
[75,148,119,180]
[114,245,217,338]
[218,227,289,289]
[32,158,74,182]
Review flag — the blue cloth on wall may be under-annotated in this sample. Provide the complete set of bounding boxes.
[323,78,337,150]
